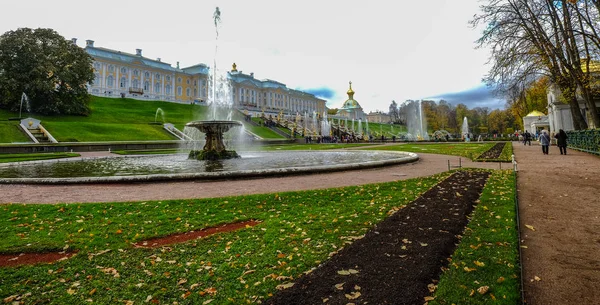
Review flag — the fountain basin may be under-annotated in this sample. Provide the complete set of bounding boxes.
[0,151,418,184]
[186,120,243,160]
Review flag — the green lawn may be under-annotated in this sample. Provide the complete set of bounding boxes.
[0,170,519,304]
[0,174,448,304]
[0,152,80,163]
[431,170,519,304]
[0,97,288,142]
[370,143,495,160]
[0,121,29,143]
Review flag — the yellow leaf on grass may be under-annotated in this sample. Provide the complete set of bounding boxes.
[474,261,485,267]
[424,296,435,301]
[202,300,214,305]
[477,286,489,295]
[464,267,477,272]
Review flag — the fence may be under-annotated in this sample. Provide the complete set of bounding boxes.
[566,129,600,155]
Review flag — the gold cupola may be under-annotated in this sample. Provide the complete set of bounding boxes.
[347,81,355,99]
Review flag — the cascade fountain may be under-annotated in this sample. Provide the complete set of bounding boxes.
[186,7,242,160]
[320,112,331,137]
[19,93,31,119]
[461,117,470,142]
[357,119,363,137]
[351,119,355,133]
[405,100,429,140]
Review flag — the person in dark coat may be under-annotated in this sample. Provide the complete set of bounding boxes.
[554,129,568,155]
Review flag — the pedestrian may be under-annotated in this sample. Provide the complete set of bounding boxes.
[539,130,551,155]
[554,129,568,155]
[524,130,532,146]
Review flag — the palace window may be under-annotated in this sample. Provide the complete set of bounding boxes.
[108,65,114,72]
[177,86,183,96]
[186,88,191,97]
[155,73,161,81]
[93,62,101,70]
[120,77,127,88]
[107,76,114,87]
[154,83,161,93]
[132,79,139,89]
[144,81,150,91]
[177,77,182,83]
[144,72,150,78]
[166,76,171,82]
[120,67,127,74]
[134,70,139,76]
[166,84,171,95]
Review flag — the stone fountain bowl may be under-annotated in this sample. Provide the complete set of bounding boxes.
[185,120,242,133]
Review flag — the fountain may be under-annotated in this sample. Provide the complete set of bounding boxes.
[19,93,31,119]
[461,117,470,142]
[186,7,243,160]
[154,108,165,124]
[320,112,331,137]
[405,100,429,140]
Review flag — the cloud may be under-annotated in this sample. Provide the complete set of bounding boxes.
[427,84,506,109]
[297,87,336,99]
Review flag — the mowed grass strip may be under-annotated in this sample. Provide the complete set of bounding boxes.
[370,142,494,160]
[0,152,80,163]
[0,121,29,143]
[0,174,448,304]
[430,169,520,304]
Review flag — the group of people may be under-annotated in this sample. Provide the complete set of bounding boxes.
[527,129,568,155]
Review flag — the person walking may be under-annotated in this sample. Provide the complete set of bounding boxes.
[540,130,551,155]
[554,129,568,155]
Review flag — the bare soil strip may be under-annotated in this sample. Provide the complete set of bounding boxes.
[0,251,76,267]
[478,142,506,160]
[265,171,490,305]
[132,220,260,248]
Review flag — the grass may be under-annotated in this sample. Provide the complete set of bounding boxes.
[0,96,287,142]
[0,174,448,304]
[245,124,286,139]
[369,143,495,160]
[0,152,80,163]
[0,121,29,143]
[430,169,519,304]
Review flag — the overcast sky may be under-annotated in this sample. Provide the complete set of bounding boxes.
[0,0,505,111]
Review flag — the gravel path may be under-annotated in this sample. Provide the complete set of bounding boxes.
[513,142,600,305]
[0,152,505,204]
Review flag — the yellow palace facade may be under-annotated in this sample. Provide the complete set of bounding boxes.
[83,39,326,115]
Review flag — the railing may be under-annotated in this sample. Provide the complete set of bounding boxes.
[566,129,600,155]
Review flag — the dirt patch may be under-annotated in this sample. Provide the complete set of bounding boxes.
[477,142,506,160]
[265,170,490,305]
[133,220,260,248]
[0,251,76,268]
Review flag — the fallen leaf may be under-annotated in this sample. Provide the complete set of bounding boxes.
[477,286,489,295]
[464,267,477,272]
[276,282,295,290]
[497,276,505,283]
[335,283,344,290]
[469,289,475,297]
[345,291,361,300]
[424,296,435,301]
[89,288,97,295]
[202,300,214,305]
[534,276,541,281]
[420,242,428,247]
[525,225,535,231]
[474,261,485,267]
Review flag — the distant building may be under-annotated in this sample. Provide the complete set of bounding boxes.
[82,39,326,115]
[367,111,391,123]
[522,110,549,133]
[547,83,600,132]
[336,82,366,120]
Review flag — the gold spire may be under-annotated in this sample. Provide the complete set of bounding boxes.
[347,81,355,99]
[232,62,238,72]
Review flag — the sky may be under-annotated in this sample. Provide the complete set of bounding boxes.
[0,0,505,112]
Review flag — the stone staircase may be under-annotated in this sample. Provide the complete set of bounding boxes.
[19,118,58,144]
[28,127,52,143]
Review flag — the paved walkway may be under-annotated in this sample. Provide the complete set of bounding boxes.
[513,142,600,304]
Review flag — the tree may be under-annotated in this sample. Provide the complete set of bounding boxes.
[0,28,94,115]
[388,100,400,123]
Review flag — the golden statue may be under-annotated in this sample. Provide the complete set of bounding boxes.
[231,63,238,72]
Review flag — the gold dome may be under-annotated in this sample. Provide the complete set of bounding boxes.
[347,81,355,98]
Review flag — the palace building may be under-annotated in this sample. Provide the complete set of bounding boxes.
[82,39,326,115]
